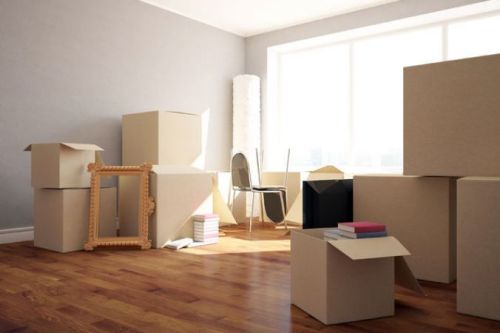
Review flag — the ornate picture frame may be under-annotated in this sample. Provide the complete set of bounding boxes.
[84,163,154,251]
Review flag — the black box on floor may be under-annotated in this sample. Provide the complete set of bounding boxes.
[303,179,353,229]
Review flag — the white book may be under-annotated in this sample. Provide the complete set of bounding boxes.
[193,218,220,223]
[187,239,218,247]
[194,222,219,227]
[164,238,193,250]
[194,227,219,231]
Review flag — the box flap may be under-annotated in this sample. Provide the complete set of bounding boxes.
[327,236,410,260]
[61,143,104,151]
[24,143,103,151]
[310,165,343,174]
[395,256,425,295]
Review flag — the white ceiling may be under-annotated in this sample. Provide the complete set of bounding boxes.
[140,0,399,37]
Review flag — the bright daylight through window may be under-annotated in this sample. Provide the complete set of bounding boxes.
[266,11,500,173]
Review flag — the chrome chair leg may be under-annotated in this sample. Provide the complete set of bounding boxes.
[250,192,255,232]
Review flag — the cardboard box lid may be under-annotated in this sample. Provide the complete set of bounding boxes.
[327,236,410,260]
[124,110,199,118]
[24,143,103,152]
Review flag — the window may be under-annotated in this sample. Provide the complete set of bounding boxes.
[267,7,500,173]
[448,14,500,60]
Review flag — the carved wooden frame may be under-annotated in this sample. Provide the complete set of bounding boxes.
[84,163,154,251]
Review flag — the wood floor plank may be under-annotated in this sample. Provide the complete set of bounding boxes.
[0,223,499,332]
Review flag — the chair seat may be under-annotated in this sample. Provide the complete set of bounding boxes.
[253,185,287,191]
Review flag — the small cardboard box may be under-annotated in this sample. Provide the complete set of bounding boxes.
[354,175,457,283]
[291,228,421,325]
[34,187,116,253]
[122,111,201,166]
[25,143,103,188]
[457,177,500,321]
[404,53,500,176]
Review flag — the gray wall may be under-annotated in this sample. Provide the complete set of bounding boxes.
[245,0,486,154]
[0,0,244,229]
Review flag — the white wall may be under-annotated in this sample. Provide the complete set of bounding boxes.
[0,0,244,229]
[245,0,487,158]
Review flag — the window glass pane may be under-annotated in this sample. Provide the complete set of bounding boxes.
[351,27,442,173]
[448,14,500,60]
[276,44,350,170]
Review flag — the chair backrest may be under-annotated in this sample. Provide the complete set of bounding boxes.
[231,153,252,190]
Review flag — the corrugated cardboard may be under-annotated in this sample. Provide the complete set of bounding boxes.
[457,177,500,321]
[149,166,213,248]
[354,175,456,283]
[24,143,103,188]
[34,187,116,253]
[291,228,420,325]
[285,166,344,225]
[211,174,237,225]
[122,111,201,166]
[404,53,500,176]
[211,171,244,223]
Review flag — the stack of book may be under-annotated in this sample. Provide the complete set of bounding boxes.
[324,221,387,240]
[193,213,220,245]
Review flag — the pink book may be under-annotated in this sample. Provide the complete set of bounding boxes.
[338,221,386,233]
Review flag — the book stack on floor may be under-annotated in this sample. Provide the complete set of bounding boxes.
[324,221,386,240]
[193,213,220,245]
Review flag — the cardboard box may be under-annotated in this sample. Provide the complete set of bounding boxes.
[150,166,213,248]
[291,228,421,324]
[24,143,103,188]
[211,172,237,225]
[354,175,456,283]
[34,187,116,253]
[457,177,500,321]
[119,166,213,248]
[122,111,201,166]
[404,53,500,176]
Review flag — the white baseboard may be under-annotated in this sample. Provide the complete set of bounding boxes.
[0,226,34,244]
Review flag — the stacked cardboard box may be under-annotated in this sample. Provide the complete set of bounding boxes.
[354,175,456,283]
[25,143,117,253]
[402,54,500,319]
[120,111,217,248]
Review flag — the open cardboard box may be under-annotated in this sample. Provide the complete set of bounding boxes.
[291,228,422,325]
[25,143,103,188]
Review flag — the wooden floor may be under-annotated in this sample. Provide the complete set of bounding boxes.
[1,223,499,333]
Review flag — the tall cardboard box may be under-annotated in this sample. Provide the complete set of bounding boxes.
[457,177,500,321]
[291,228,420,325]
[150,166,213,248]
[34,187,116,253]
[404,53,500,176]
[122,111,201,166]
[354,175,456,283]
[25,143,103,188]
